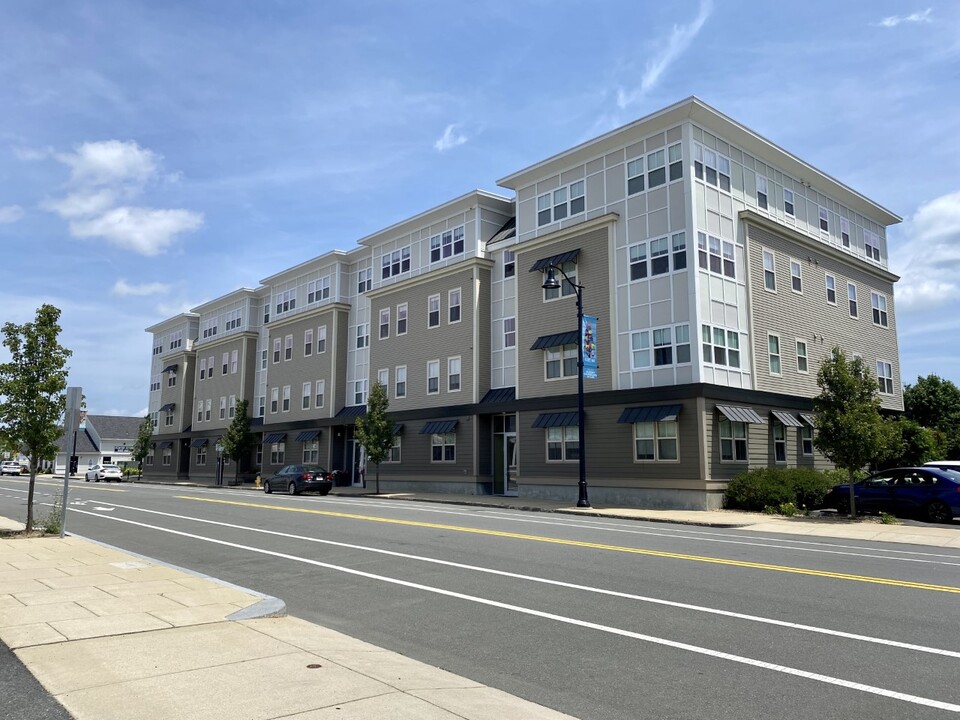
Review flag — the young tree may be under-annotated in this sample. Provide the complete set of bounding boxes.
[904,374,960,458]
[354,381,393,494]
[131,415,153,481]
[812,348,891,518]
[0,305,72,532]
[221,399,255,485]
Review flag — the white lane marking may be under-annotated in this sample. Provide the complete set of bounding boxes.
[67,507,960,713]
[87,501,960,659]
[92,506,114,511]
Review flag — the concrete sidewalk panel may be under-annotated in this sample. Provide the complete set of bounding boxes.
[410,686,579,719]
[1,621,68,649]
[286,692,467,719]
[161,586,261,607]
[39,573,130,590]
[149,602,254,627]
[0,600,94,628]
[76,593,187,617]
[241,616,388,653]
[12,586,116,607]
[49,611,172,640]
[320,649,482,691]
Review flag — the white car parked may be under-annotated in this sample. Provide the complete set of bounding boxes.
[0,461,22,476]
[85,464,124,482]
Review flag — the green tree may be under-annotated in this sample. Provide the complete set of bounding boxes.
[0,305,72,532]
[354,381,393,494]
[131,415,153,481]
[903,375,960,458]
[881,417,941,468]
[812,348,891,518]
[221,399,255,485]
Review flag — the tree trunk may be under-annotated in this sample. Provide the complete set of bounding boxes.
[25,472,35,532]
[376,463,380,494]
[847,468,857,520]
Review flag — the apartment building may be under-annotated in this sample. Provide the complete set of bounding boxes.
[144,97,902,508]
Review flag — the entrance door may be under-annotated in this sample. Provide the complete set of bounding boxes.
[348,439,365,487]
[492,414,518,496]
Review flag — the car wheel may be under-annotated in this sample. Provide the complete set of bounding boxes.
[834,496,851,516]
[264,480,272,494]
[925,500,953,524]
[289,481,298,495]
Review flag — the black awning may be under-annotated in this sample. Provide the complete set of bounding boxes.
[420,420,459,434]
[529,248,580,272]
[532,412,579,428]
[159,403,175,412]
[263,432,286,444]
[800,413,816,427]
[531,330,579,351]
[162,364,178,373]
[392,424,404,435]
[480,387,516,404]
[158,441,174,449]
[617,404,682,424]
[716,405,765,424]
[190,438,208,448]
[771,411,803,427]
[294,430,320,442]
[335,405,367,420]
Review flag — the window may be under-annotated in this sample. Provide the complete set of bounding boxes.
[357,267,372,294]
[381,246,411,279]
[224,309,242,331]
[356,323,368,349]
[848,283,858,318]
[219,396,226,420]
[273,338,281,364]
[255,445,262,467]
[164,409,174,427]
[547,426,579,461]
[653,327,673,366]
[318,325,327,353]
[790,259,802,293]
[801,426,814,456]
[307,277,330,304]
[315,380,325,408]
[427,360,440,394]
[631,331,650,368]
[167,372,176,388]
[720,417,747,462]
[395,366,406,398]
[647,149,666,188]
[431,432,456,462]
[261,350,266,370]
[396,304,407,335]
[871,292,888,327]
[429,225,465,263]
[818,206,829,234]
[626,156,644,195]
[379,308,390,339]
[386,436,401,463]
[697,232,734,278]
[282,385,291,412]
[537,180,585,226]
[825,275,836,304]
[701,325,740,368]
[783,188,795,217]
[228,395,236,418]
[428,295,440,328]
[150,375,160,392]
[504,250,515,278]
[354,380,367,405]
[448,288,461,323]
[304,328,313,356]
[222,351,229,375]
[303,440,319,465]
[162,448,172,466]
[199,358,207,380]
[275,289,296,315]
[877,360,894,395]
[302,382,311,409]
[545,344,577,379]
[695,145,731,192]
[377,368,388,391]
[168,329,183,350]
[756,176,768,210]
[270,442,285,465]
[672,232,687,270]
[504,317,516,348]
[231,350,238,374]
[448,356,461,392]
[283,335,292,361]
[263,305,270,324]
[629,242,647,280]
[151,412,158,429]
[763,250,776,291]
[258,396,265,418]
[196,400,203,423]
[543,260,577,299]
[650,237,670,276]
[145,450,154,466]
[634,420,678,461]
[864,229,881,261]
[668,143,683,181]
[270,388,278,414]
[796,340,808,373]
[205,399,212,421]
[768,334,781,375]
[840,218,850,248]
[773,422,786,463]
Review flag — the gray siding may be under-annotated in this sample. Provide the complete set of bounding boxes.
[192,335,257,432]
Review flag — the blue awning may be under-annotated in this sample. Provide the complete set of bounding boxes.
[716,405,765,424]
[529,248,580,272]
[393,424,404,435]
[190,438,209,448]
[162,364,178,373]
[420,420,459,434]
[480,387,516,404]
[158,441,174,449]
[335,405,367,420]
[532,412,579,428]
[617,404,682,424]
[159,403,175,412]
[263,432,286,443]
[530,330,578,351]
[294,430,320,442]
[771,411,803,427]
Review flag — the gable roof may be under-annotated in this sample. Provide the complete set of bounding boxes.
[86,415,143,439]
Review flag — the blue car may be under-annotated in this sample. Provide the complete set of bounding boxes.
[825,467,960,523]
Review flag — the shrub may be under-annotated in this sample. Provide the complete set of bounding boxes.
[725,468,837,512]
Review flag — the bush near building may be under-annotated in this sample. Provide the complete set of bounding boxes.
[724,468,845,513]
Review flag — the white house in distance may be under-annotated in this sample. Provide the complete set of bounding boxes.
[53,414,144,475]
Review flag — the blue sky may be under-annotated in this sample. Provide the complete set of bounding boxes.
[0,1,957,416]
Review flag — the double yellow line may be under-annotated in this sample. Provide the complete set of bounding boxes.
[178,495,960,594]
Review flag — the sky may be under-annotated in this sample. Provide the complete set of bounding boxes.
[0,1,957,416]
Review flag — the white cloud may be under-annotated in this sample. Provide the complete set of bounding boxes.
[0,205,24,224]
[617,0,713,109]
[111,279,171,297]
[56,140,159,190]
[434,124,468,152]
[70,206,203,256]
[42,189,117,219]
[891,190,960,311]
[877,8,932,27]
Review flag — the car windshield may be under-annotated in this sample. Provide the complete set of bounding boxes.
[301,466,327,474]
[938,469,960,482]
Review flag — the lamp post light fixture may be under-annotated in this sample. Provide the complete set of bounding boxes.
[541,265,590,508]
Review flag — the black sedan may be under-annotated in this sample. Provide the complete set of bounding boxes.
[263,465,333,495]
[824,466,960,523]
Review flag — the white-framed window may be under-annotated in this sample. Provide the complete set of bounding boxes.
[631,331,650,369]
[701,325,741,368]
[228,395,236,418]
[783,188,795,217]
[647,148,668,189]
[303,440,319,465]
[634,420,678,462]
[537,180,585,226]
[545,344,578,379]
[768,334,782,375]
[877,360,894,395]
[356,323,369,349]
[546,426,579,461]
[672,232,687,271]
[258,396,265,418]
[225,309,241,332]
[396,303,408,335]
[282,385,291,412]
[626,156,645,195]
[840,217,851,248]
[255,444,263,466]
[790,259,802,293]
[763,250,776,291]
[667,142,683,181]
[221,351,229,375]
[270,388,278,414]
[196,400,203,423]
[697,232,735,279]
[818,206,829,234]
[307,277,330,304]
[719,418,747,462]
[395,366,406,398]
[448,288,461,323]
[357,267,372,294]
[427,360,440,394]
[377,368,388,392]
[231,349,238,374]
[284,335,293,361]
[825,275,836,304]
[199,357,207,380]
[796,340,808,373]
[864,229,881,261]
[275,289,296,315]
[317,325,327,353]
[379,308,390,339]
[773,422,786,463]
[260,350,266,370]
[386,435,401,463]
[150,374,160,392]
[756,175,768,210]
[801,425,814,456]
[694,145,731,192]
[205,399,212,421]
[650,236,671,276]
[315,379,325,408]
[169,329,183,350]
[167,371,176,388]
[447,356,461,392]
[381,246,411,279]
[354,379,367,405]
[543,260,577,300]
[504,249,516,278]
[145,449,154,466]
[270,442,285,465]
[273,339,281,364]
[629,242,647,280]
[151,411,158,429]
[504,317,516,348]
[304,328,313,356]
[431,432,456,462]
[428,295,440,328]
[162,448,172,466]
[848,283,858,318]
[871,292,888,327]
[430,226,465,262]
[302,382,311,409]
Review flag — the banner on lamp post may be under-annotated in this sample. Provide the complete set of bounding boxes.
[582,314,598,380]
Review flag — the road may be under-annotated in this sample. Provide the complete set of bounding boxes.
[2,475,959,720]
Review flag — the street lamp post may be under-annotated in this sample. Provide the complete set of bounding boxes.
[542,265,590,508]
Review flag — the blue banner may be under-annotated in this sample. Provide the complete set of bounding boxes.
[582,314,598,380]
